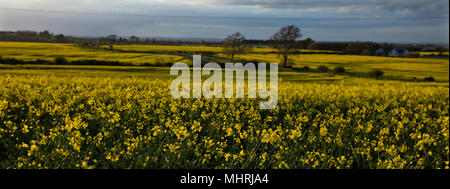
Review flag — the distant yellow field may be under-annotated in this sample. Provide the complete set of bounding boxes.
[414,51,450,56]
[0,42,188,65]
[1,42,448,82]
[225,53,450,82]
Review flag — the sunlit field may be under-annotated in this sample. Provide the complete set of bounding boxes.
[226,53,450,82]
[415,51,449,56]
[0,42,449,169]
[1,42,448,82]
[0,42,188,65]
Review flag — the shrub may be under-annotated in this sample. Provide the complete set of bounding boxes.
[302,66,310,70]
[54,56,68,64]
[362,49,372,56]
[333,66,345,73]
[368,69,384,79]
[423,76,435,82]
[405,52,419,58]
[317,65,329,73]
[35,59,47,64]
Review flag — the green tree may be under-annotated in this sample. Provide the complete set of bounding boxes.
[297,37,314,49]
[38,30,52,39]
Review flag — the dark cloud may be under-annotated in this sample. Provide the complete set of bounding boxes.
[0,0,448,43]
[198,0,449,17]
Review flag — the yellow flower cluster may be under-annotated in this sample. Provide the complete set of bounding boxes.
[0,74,448,169]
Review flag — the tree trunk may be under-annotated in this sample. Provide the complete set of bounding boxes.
[283,54,288,68]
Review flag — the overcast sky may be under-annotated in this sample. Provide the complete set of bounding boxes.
[0,0,448,44]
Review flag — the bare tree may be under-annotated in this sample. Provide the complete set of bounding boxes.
[270,25,302,68]
[223,32,251,61]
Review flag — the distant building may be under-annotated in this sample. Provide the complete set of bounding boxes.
[421,47,434,51]
[375,48,384,56]
[388,48,409,57]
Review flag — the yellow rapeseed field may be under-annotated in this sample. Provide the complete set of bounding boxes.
[0,42,448,169]
[0,72,448,169]
[0,42,188,65]
[226,53,449,82]
[414,51,449,56]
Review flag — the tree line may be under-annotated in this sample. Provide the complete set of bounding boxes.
[1,28,448,68]
[223,25,308,68]
[0,30,223,46]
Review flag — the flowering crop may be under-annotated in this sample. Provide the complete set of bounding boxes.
[225,53,449,82]
[0,73,448,169]
[0,42,187,65]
